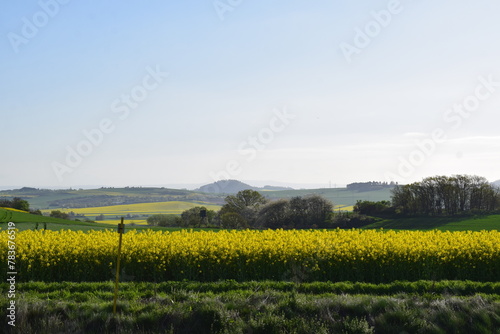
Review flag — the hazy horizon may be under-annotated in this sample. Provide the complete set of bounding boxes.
[2,176,500,193]
[0,179,346,191]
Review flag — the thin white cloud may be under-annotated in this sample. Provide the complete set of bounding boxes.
[446,136,500,144]
[403,132,428,138]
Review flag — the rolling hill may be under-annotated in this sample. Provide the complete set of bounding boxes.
[0,182,394,212]
[0,207,81,225]
[0,183,395,227]
[0,186,226,209]
[40,201,221,219]
[261,187,394,208]
[195,179,293,194]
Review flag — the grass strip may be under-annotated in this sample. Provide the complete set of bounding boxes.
[1,280,499,333]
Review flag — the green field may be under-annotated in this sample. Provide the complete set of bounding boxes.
[263,187,393,207]
[0,208,116,232]
[363,214,500,231]
[0,186,391,210]
[0,207,78,225]
[3,203,500,333]
[0,208,229,232]
[3,206,500,232]
[0,186,397,232]
[0,187,225,209]
[1,280,499,333]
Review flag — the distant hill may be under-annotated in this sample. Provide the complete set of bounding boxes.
[195,180,293,194]
[492,180,500,188]
[0,187,226,209]
[196,180,256,194]
[1,182,392,210]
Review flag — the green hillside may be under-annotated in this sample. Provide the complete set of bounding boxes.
[0,207,160,232]
[0,187,226,209]
[0,207,101,231]
[262,187,393,207]
[363,214,500,231]
[0,186,392,210]
[3,207,499,232]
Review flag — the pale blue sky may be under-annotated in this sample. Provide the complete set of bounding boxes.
[1,0,500,189]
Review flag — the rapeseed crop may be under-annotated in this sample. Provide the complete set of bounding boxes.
[2,229,499,282]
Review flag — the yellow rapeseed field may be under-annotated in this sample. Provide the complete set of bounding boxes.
[2,229,499,282]
[334,205,354,211]
[0,207,29,213]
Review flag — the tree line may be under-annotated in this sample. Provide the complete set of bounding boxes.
[390,175,499,215]
[352,175,500,217]
[148,175,500,229]
[148,190,337,229]
[0,197,42,215]
[346,181,396,192]
[0,197,30,211]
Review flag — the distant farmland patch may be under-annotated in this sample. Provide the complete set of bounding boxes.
[0,207,29,213]
[334,205,354,211]
[103,218,148,225]
[41,201,221,219]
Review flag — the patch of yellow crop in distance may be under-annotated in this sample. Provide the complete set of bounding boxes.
[103,219,148,225]
[0,207,29,213]
[41,201,221,216]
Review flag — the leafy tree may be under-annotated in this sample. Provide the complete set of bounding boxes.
[331,212,375,228]
[353,200,393,216]
[12,197,30,211]
[289,195,333,228]
[181,206,217,227]
[391,175,499,215]
[220,212,248,229]
[257,199,291,229]
[220,190,268,228]
[30,209,42,216]
[0,197,30,211]
[257,195,333,229]
[50,210,69,219]
[147,214,182,227]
